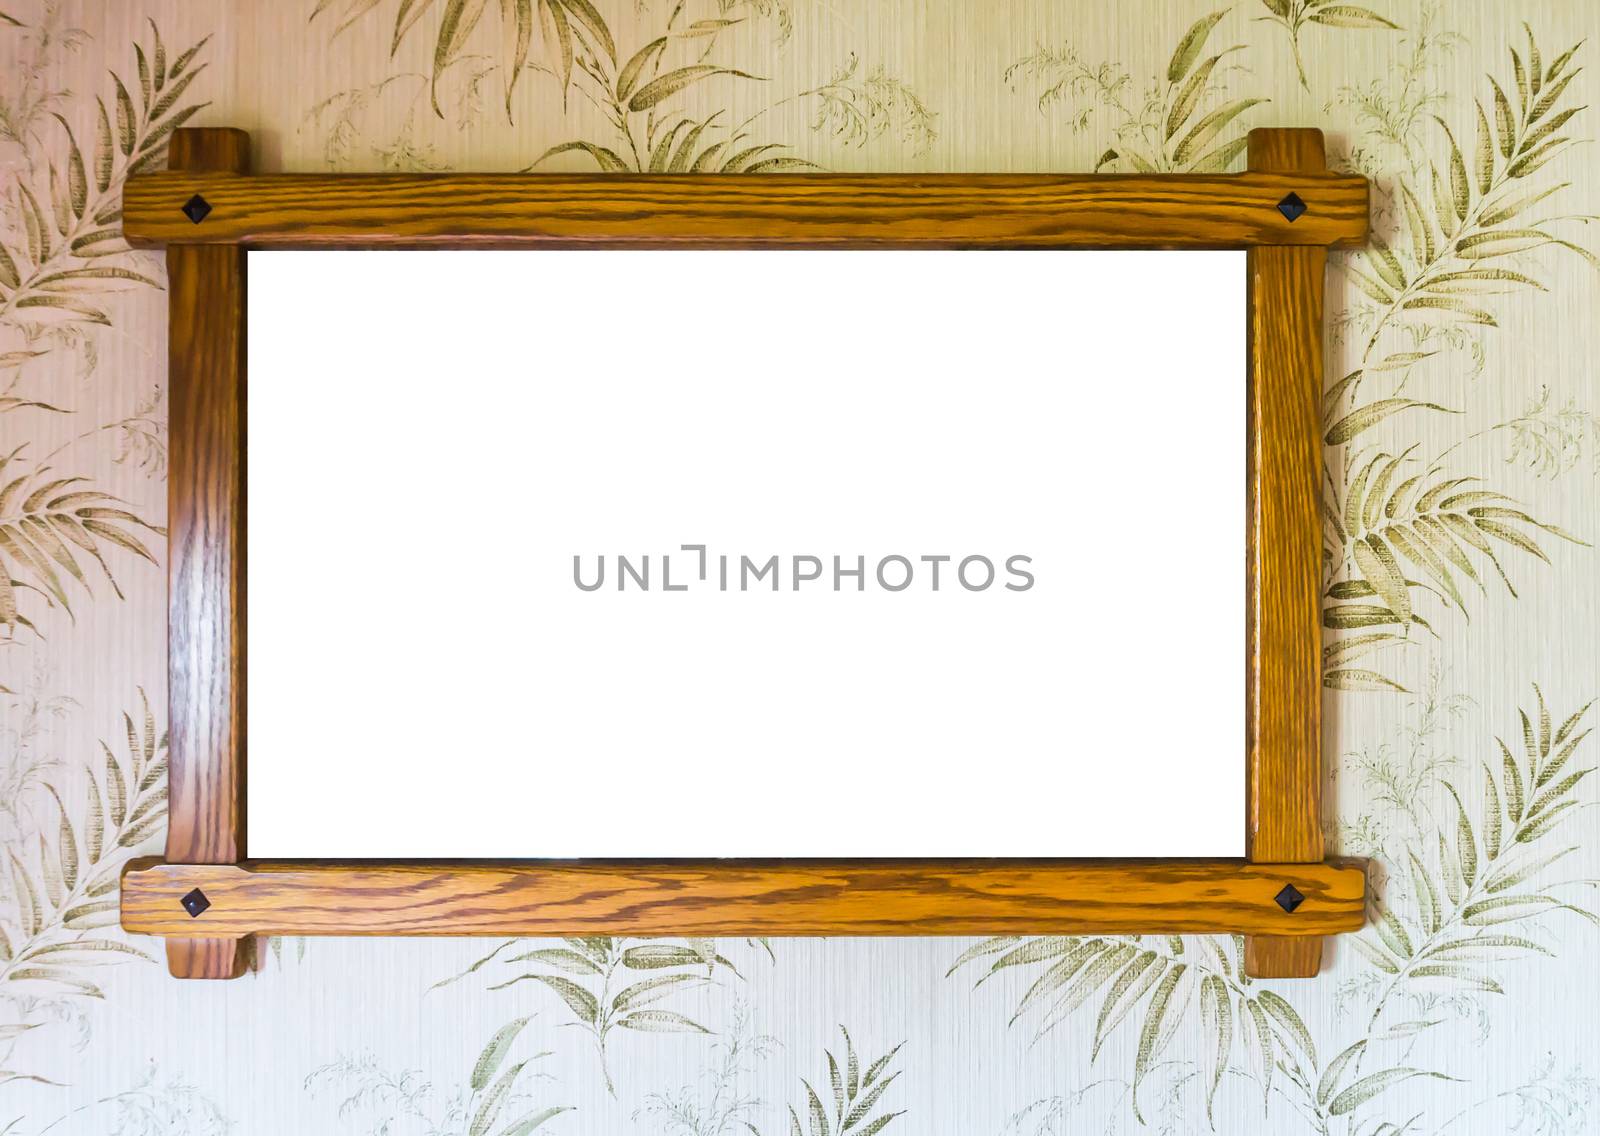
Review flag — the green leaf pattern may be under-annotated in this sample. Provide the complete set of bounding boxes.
[4,4,1598,1134]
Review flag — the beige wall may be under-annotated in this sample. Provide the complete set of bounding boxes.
[3,1,1597,1132]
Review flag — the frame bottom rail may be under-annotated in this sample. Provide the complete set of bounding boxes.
[122,858,1365,939]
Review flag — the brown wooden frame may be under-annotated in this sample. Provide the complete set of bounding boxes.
[121,126,1368,979]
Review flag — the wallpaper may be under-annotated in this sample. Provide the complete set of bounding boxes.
[2,0,1598,1133]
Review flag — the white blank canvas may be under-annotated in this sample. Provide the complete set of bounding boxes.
[245,249,1245,858]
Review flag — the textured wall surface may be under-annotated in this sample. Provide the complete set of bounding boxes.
[2,1,1598,1133]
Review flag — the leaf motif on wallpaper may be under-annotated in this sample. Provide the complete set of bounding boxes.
[102,383,169,480]
[639,1000,777,1135]
[1335,29,1593,388]
[465,1016,570,1136]
[1007,9,1264,174]
[0,445,165,635]
[264,934,308,970]
[1336,663,1472,855]
[1330,3,1461,165]
[1460,1058,1600,1136]
[0,6,90,158]
[778,1027,903,1136]
[1305,1042,1456,1122]
[301,73,455,172]
[803,54,939,156]
[21,1062,231,1134]
[949,934,1319,1125]
[1280,688,1599,1132]
[0,691,166,1003]
[1321,29,1594,691]
[312,0,798,125]
[1254,0,1399,90]
[1320,450,1586,691]
[434,935,769,1096]
[306,2,928,170]
[1494,385,1600,481]
[1354,689,1596,1021]
[306,1031,570,1135]
[530,4,811,174]
[949,926,1492,1129]
[0,21,209,341]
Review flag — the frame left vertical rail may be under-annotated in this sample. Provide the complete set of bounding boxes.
[163,127,251,978]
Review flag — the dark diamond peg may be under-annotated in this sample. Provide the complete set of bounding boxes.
[181,194,212,224]
[180,888,211,918]
[1276,192,1307,222]
[1274,884,1305,913]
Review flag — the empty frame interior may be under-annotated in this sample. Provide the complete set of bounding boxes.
[245,249,1246,858]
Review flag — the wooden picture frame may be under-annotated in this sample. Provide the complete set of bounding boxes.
[119,126,1369,980]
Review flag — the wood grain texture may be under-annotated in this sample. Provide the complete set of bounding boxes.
[122,169,1368,250]
[120,859,1366,938]
[133,126,1365,975]
[1244,128,1331,979]
[161,128,252,980]
[1244,935,1322,978]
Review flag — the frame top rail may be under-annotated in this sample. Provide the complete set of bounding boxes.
[124,169,1368,250]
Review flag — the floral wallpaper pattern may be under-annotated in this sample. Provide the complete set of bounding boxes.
[2,1,1598,1133]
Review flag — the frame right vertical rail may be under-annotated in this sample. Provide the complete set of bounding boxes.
[1244,127,1329,979]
